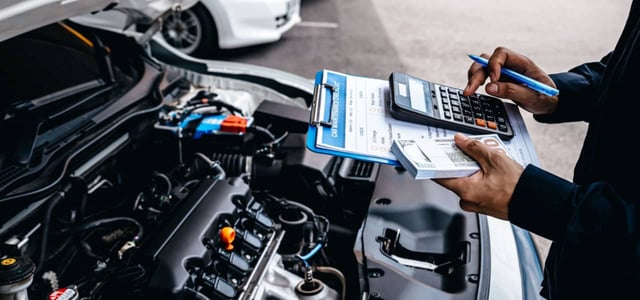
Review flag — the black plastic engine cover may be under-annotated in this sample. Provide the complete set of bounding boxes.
[136,176,249,297]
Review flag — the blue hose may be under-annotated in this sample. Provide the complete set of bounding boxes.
[298,243,323,267]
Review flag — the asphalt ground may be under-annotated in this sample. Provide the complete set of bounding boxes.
[219,0,633,267]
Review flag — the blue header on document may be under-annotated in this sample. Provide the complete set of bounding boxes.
[321,71,346,148]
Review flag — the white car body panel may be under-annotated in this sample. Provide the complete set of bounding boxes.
[201,0,301,49]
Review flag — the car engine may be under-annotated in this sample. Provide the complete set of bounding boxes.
[0,21,495,300]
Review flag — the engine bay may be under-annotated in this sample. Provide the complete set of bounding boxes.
[0,21,495,300]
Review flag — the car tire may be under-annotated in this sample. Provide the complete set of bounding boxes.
[160,3,219,58]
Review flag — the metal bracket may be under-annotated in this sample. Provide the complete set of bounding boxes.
[376,228,468,273]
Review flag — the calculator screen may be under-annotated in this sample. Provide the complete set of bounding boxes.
[392,73,433,116]
[407,77,433,115]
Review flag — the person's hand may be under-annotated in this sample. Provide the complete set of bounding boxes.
[464,47,559,115]
[433,133,524,220]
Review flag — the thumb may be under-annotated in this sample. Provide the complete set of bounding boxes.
[453,133,492,166]
[485,82,540,103]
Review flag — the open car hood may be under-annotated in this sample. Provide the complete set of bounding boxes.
[0,0,197,43]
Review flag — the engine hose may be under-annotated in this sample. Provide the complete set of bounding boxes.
[210,152,249,177]
[59,217,144,243]
[194,152,225,180]
[314,266,347,300]
[38,182,76,272]
[38,191,65,273]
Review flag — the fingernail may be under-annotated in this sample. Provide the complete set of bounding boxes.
[462,84,470,95]
[455,133,468,142]
[486,83,498,94]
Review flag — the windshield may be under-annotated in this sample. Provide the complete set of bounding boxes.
[0,22,104,110]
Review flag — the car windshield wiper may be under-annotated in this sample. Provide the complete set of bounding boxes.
[10,80,105,114]
[9,84,115,166]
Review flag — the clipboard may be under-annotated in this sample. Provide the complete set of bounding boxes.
[306,70,401,165]
[305,70,540,174]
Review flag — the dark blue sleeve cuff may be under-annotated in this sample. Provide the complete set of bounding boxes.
[533,73,593,123]
[534,60,606,123]
[508,164,575,241]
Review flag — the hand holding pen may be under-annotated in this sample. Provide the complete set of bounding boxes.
[464,47,560,115]
[468,54,559,97]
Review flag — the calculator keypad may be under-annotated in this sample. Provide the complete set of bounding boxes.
[434,85,510,135]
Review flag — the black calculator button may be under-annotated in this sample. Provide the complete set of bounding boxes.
[453,113,463,121]
[498,124,508,132]
[463,109,473,116]
[451,106,461,114]
[474,112,484,119]
[497,116,506,123]
[444,111,452,119]
[464,116,474,124]
[451,99,461,106]
[442,103,450,110]
[461,102,472,111]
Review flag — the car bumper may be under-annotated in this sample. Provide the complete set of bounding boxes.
[207,0,302,49]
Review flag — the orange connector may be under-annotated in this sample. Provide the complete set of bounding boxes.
[221,115,248,134]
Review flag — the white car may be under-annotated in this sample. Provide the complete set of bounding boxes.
[160,0,301,57]
[71,0,301,58]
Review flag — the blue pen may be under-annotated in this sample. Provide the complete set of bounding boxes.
[468,54,559,97]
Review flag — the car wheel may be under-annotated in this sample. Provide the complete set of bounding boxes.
[160,3,218,58]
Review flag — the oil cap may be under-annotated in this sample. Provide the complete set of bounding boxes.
[0,257,35,285]
[219,226,236,251]
[0,256,35,297]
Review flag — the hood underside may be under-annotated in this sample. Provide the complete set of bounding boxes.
[0,0,197,43]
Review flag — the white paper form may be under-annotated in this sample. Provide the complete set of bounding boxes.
[311,69,540,168]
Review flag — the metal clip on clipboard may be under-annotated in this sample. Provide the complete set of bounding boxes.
[309,82,337,128]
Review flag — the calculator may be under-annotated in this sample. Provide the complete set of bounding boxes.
[389,72,514,140]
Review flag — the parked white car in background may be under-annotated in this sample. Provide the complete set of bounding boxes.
[71,0,301,58]
[161,0,301,57]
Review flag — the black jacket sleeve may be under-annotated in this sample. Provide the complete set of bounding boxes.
[533,54,609,124]
[508,164,638,253]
